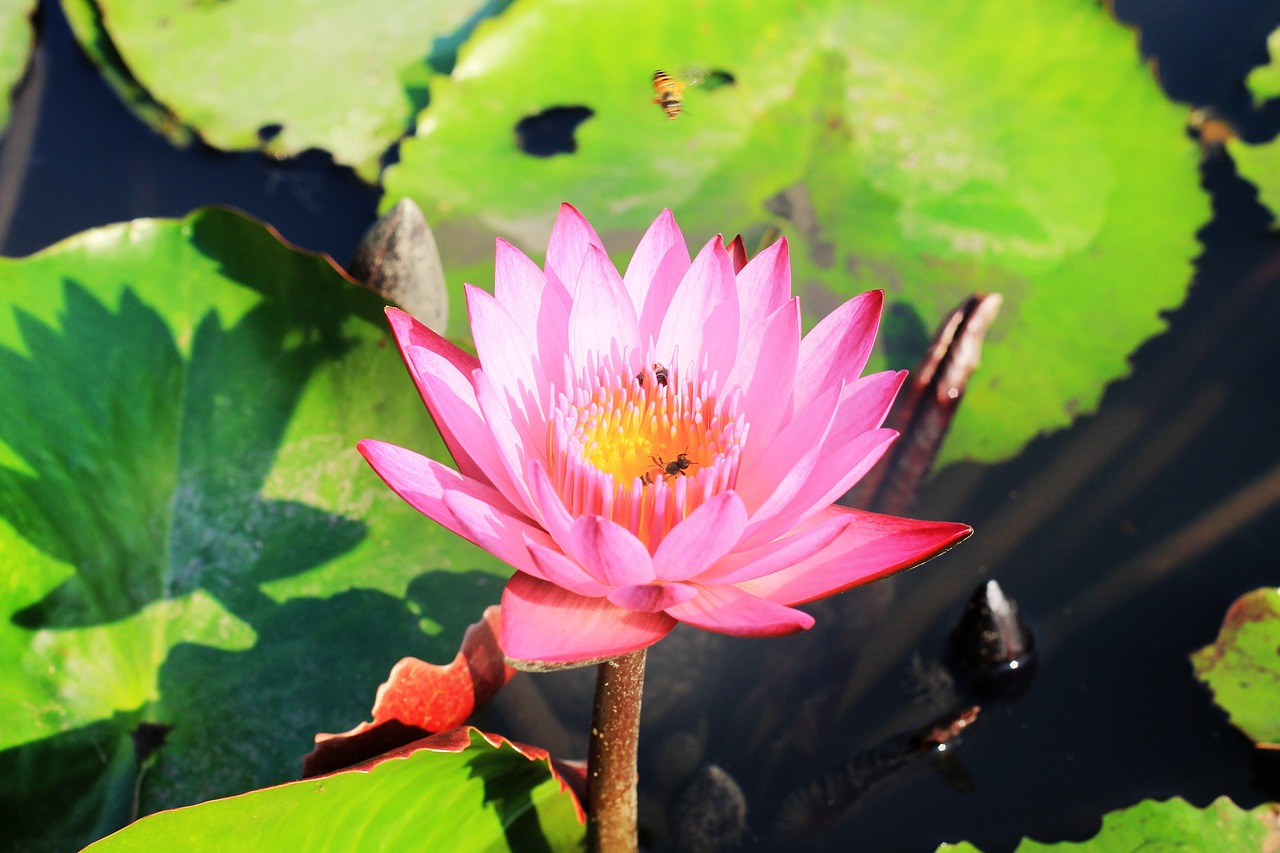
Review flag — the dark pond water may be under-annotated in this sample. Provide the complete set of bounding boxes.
[5,0,1280,851]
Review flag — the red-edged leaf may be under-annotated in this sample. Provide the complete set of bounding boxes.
[304,606,514,775]
[344,726,587,823]
[85,726,586,851]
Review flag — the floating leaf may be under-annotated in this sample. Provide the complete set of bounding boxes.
[939,796,1280,851]
[0,0,36,136]
[384,0,1208,465]
[0,208,510,851]
[1247,27,1280,105]
[56,0,502,180]
[1228,138,1280,225]
[84,728,584,852]
[1191,587,1280,746]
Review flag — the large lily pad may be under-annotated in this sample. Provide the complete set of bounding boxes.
[0,208,509,852]
[1190,586,1280,746]
[383,0,1208,465]
[84,728,584,852]
[0,0,36,136]
[56,0,502,181]
[940,796,1280,851]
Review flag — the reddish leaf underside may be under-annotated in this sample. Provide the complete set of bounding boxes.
[304,606,514,776]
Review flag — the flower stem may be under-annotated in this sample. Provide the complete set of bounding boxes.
[587,649,647,852]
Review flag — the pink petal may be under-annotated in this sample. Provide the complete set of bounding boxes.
[399,345,519,503]
[623,209,691,339]
[696,511,853,585]
[654,236,739,378]
[722,297,799,452]
[737,379,841,524]
[829,370,906,442]
[466,283,549,418]
[736,506,972,605]
[501,572,676,666]
[494,238,571,377]
[792,290,884,416]
[357,440,546,574]
[544,203,605,296]
[750,426,896,543]
[569,515,656,587]
[385,308,485,483]
[652,491,748,581]
[607,582,699,612]
[471,369,541,516]
[665,584,815,636]
[526,540,612,597]
[734,237,791,350]
[526,459,576,550]
[725,234,749,274]
[742,373,904,545]
[568,244,640,367]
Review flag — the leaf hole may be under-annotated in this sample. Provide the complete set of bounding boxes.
[701,69,736,90]
[514,106,595,157]
[257,124,284,144]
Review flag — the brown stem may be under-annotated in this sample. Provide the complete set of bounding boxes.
[587,649,647,852]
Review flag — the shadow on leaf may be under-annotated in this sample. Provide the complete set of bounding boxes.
[1,280,366,630]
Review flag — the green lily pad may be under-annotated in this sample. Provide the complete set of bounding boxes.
[58,0,190,146]
[83,728,584,852]
[0,0,36,136]
[0,208,509,852]
[56,0,504,180]
[1228,138,1280,224]
[1247,27,1280,104]
[383,0,1208,466]
[1191,587,1280,746]
[939,796,1280,851]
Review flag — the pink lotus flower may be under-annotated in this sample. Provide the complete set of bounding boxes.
[359,205,970,668]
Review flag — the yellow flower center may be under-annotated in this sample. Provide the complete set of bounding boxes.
[547,358,745,549]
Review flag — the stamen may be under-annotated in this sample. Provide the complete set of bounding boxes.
[546,350,744,550]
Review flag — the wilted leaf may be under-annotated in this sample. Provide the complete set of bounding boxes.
[384,0,1208,466]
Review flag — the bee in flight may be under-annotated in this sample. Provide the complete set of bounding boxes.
[651,68,735,120]
[652,70,686,120]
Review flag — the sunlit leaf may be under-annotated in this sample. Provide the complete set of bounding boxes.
[56,0,506,180]
[0,0,36,136]
[1247,27,1280,105]
[1191,587,1280,746]
[1228,138,1280,225]
[0,208,510,851]
[938,797,1280,851]
[84,728,584,852]
[384,0,1208,465]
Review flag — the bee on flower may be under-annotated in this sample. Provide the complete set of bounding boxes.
[359,204,970,669]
